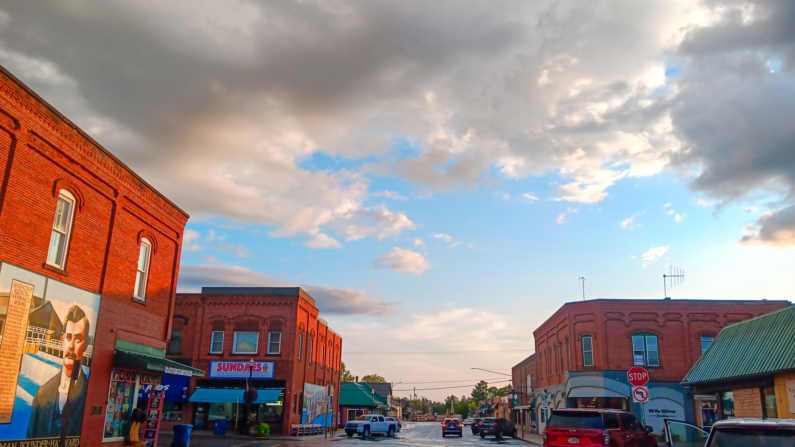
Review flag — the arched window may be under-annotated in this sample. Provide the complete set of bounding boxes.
[581,336,594,367]
[632,333,659,367]
[47,190,77,268]
[133,237,152,300]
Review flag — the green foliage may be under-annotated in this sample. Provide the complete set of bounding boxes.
[340,362,355,382]
[488,384,512,396]
[257,423,270,436]
[361,374,386,383]
[471,380,489,402]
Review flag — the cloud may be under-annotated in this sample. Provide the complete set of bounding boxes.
[433,233,452,243]
[675,213,685,223]
[522,193,539,201]
[373,248,430,274]
[740,206,795,246]
[557,213,567,225]
[215,242,252,258]
[177,263,398,316]
[413,238,425,248]
[621,216,635,229]
[663,203,672,208]
[337,207,415,242]
[374,190,407,201]
[641,246,668,267]
[696,198,713,207]
[666,209,675,215]
[745,206,759,213]
[183,229,201,251]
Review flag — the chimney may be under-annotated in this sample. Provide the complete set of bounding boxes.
[355,376,359,382]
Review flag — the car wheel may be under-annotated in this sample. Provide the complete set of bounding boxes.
[480,433,486,439]
[496,429,502,439]
[363,427,370,438]
[346,433,353,438]
[459,433,463,437]
[388,427,396,438]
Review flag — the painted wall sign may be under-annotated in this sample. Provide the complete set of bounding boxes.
[787,380,795,414]
[302,383,330,427]
[208,361,274,379]
[0,263,102,445]
[164,366,192,377]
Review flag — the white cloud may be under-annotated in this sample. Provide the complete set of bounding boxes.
[413,238,425,248]
[745,206,758,213]
[675,213,684,223]
[433,233,452,243]
[696,198,714,207]
[206,230,217,243]
[557,213,567,225]
[621,216,635,229]
[523,193,539,201]
[641,246,668,267]
[374,190,407,201]
[178,263,398,316]
[215,242,252,258]
[664,203,672,208]
[373,248,430,275]
[305,232,342,249]
[183,229,201,250]
[666,209,675,215]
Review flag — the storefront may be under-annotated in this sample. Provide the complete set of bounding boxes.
[103,340,204,446]
[188,361,285,433]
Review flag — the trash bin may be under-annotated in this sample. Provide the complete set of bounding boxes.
[214,419,228,436]
[172,424,193,447]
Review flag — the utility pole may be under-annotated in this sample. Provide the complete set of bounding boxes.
[578,277,586,300]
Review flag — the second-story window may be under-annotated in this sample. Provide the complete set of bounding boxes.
[168,330,182,355]
[210,331,224,353]
[632,334,659,367]
[298,334,303,360]
[701,336,714,355]
[133,238,152,300]
[233,332,258,354]
[581,336,594,367]
[309,339,314,364]
[268,332,281,354]
[47,192,76,268]
[322,346,326,367]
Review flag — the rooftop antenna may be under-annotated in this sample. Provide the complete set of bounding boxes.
[578,277,586,300]
[663,266,684,298]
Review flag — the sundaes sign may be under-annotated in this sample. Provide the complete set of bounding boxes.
[209,361,275,379]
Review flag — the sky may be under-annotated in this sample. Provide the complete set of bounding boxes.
[1,0,794,400]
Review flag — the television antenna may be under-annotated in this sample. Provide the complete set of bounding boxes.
[663,266,684,298]
[578,277,586,300]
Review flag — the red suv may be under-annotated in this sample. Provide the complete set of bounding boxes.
[543,409,656,447]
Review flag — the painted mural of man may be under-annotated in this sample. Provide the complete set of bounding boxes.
[27,305,90,439]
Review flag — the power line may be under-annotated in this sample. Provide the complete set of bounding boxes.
[394,379,511,392]
[344,349,531,355]
[396,377,509,385]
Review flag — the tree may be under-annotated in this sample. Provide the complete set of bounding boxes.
[471,380,489,402]
[361,374,386,383]
[488,384,513,396]
[340,362,355,382]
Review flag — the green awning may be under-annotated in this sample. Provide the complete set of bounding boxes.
[113,341,204,377]
[189,388,283,404]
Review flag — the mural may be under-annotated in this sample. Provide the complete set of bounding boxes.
[0,263,101,446]
[301,384,331,427]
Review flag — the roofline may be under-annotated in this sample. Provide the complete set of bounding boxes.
[0,64,189,219]
[512,353,536,369]
[683,369,787,386]
[721,304,795,330]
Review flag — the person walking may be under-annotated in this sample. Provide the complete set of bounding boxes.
[128,409,146,447]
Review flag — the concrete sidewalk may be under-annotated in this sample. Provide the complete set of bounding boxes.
[158,428,340,446]
[513,430,543,445]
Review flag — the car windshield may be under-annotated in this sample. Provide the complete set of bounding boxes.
[547,412,605,429]
[711,428,795,447]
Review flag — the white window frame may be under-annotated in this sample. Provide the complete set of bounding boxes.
[233,331,259,354]
[46,190,76,269]
[582,336,594,367]
[133,238,152,300]
[210,331,224,354]
[267,331,281,355]
[298,334,303,360]
[632,334,660,367]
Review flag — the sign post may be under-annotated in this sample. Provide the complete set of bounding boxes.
[628,367,650,425]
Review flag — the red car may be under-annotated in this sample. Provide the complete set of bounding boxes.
[543,409,656,447]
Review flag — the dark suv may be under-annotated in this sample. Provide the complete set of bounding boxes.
[543,409,656,447]
[470,418,483,434]
[477,417,517,439]
[442,418,463,437]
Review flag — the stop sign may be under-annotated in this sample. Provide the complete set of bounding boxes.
[627,367,649,386]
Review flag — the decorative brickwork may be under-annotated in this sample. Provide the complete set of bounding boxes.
[732,387,763,418]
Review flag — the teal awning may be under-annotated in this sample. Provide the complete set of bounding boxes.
[114,344,204,377]
[189,388,283,404]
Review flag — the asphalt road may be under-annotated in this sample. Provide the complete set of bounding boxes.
[182,422,528,447]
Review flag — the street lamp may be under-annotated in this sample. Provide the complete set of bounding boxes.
[243,359,255,434]
[371,388,375,409]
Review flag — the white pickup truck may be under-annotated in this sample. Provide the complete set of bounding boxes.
[344,414,399,438]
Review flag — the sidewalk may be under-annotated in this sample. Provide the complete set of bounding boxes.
[513,430,543,445]
[158,429,340,446]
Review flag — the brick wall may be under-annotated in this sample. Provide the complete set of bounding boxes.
[0,65,188,447]
[534,299,790,388]
[512,353,536,406]
[732,387,764,418]
[169,290,342,435]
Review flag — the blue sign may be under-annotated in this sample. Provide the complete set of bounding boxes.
[138,375,190,402]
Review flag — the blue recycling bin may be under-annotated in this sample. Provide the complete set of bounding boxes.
[214,419,228,436]
[172,424,193,447]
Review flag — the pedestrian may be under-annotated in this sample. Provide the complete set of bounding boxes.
[128,408,146,447]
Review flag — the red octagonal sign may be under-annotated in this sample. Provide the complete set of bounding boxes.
[627,366,649,387]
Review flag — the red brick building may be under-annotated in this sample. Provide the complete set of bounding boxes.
[0,64,196,447]
[532,298,789,435]
[167,287,342,435]
[511,353,536,431]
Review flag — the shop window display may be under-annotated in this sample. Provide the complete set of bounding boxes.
[104,369,138,440]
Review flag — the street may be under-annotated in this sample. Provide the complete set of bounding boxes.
[180,423,530,447]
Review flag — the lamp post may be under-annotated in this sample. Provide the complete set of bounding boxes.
[243,359,254,434]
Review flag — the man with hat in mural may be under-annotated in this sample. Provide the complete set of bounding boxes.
[27,305,90,438]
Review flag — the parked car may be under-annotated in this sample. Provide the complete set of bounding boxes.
[463,418,475,426]
[665,418,795,447]
[477,417,517,439]
[543,409,656,447]
[442,418,463,437]
[344,414,399,438]
[386,416,402,432]
[470,418,483,434]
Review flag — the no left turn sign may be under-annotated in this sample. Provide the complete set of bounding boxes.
[632,386,649,403]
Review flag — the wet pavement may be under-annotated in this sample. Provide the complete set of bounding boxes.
[176,422,534,447]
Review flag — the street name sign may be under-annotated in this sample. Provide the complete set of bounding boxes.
[632,386,649,403]
[627,366,649,387]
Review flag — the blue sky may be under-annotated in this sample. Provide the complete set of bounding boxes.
[2,0,794,399]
